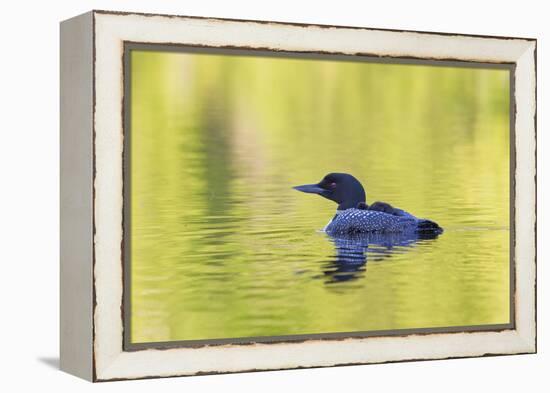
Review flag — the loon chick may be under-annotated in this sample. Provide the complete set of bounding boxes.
[293,173,442,235]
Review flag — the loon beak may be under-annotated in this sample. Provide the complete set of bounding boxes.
[293,183,325,195]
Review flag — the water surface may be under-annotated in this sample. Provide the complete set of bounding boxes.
[129,50,510,344]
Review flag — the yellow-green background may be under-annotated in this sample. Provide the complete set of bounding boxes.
[130,50,510,343]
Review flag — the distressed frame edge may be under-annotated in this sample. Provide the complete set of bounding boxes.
[59,11,95,381]
[512,40,537,354]
[90,11,537,382]
[92,8,537,42]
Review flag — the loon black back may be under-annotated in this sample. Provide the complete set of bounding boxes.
[293,173,443,235]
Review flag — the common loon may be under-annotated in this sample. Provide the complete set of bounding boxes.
[293,173,443,235]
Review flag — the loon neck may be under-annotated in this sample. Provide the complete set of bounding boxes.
[337,197,365,210]
[337,203,362,211]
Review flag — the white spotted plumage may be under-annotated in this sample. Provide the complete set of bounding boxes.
[324,208,419,234]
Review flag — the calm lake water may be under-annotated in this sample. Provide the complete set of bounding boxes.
[129,50,510,344]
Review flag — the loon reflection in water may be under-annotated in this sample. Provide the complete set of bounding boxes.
[322,230,441,284]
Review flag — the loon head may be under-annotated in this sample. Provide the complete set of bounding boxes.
[293,173,366,211]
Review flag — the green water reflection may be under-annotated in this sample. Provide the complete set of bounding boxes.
[130,50,510,343]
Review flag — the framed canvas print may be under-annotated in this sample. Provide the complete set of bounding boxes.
[60,10,537,382]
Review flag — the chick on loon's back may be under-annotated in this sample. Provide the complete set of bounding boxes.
[293,173,442,235]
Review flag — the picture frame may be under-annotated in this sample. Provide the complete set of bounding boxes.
[60,10,537,382]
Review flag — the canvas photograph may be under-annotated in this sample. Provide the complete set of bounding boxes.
[123,45,512,347]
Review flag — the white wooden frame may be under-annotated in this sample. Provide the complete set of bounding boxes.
[60,10,537,382]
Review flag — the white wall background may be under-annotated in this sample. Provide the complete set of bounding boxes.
[0,0,546,391]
